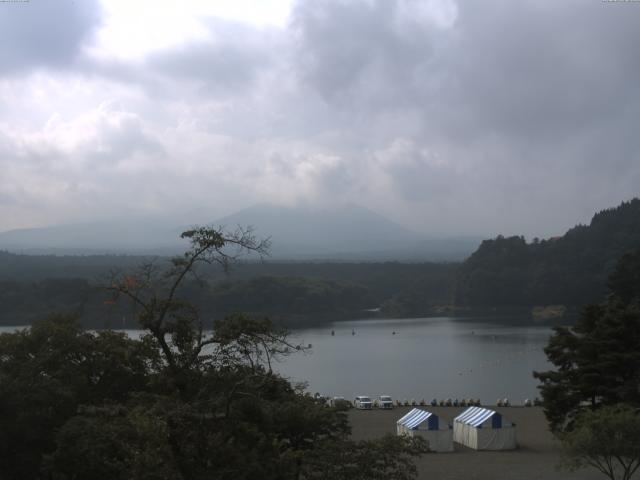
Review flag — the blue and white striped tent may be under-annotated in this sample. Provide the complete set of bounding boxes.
[453,407,516,450]
[397,408,440,431]
[396,408,453,452]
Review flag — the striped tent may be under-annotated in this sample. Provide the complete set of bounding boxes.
[396,408,453,452]
[453,406,516,450]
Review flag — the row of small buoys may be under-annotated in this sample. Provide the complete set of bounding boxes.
[434,398,481,407]
[495,397,541,407]
[382,397,542,407]
[395,399,435,407]
[330,330,399,336]
[392,398,483,407]
[321,394,542,408]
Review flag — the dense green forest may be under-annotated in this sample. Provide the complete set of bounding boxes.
[0,260,457,328]
[456,198,640,307]
[1,198,638,327]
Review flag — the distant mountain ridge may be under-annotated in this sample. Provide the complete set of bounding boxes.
[0,204,482,261]
[212,203,480,260]
[455,198,640,307]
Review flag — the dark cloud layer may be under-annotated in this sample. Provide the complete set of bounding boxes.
[292,0,437,106]
[1,0,639,237]
[0,0,101,74]
[146,19,276,96]
[284,0,640,233]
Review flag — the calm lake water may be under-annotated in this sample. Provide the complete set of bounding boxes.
[0,317,553,404]
[278,317,552,404]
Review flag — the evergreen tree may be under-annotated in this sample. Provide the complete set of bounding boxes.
[534,249,640,432]
[456,198,640,307]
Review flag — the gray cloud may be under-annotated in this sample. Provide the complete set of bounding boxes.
[290,0,440,108]
[0,0,101,74]
[147,19,275,96]
[1,0,639,238]
[284,0,640,234]
[372,139,455,202]
[0,191,18,206]
[435,2,640,144]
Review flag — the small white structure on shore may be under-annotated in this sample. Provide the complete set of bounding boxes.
[396,408,454,452]
[453,406,516,450]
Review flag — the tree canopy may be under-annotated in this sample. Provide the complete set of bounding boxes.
[0,226,426,480]
[456,198,640,307]
[534,249,640,432]
[0,255,457,328]
[560,404,640,480]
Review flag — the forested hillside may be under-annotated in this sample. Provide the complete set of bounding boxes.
[3,199,637,325]
[455,199,640,307]
[0,258,457,327]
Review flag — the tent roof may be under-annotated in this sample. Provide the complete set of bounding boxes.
[454,406,498,427]
[397,408,435,429]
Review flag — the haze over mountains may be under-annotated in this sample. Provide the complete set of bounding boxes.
[0,220,185,256]
[0,204,482,261]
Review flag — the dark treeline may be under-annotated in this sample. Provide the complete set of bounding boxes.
[0,279,94,326]
[0,251,145,281]
[0,251,458,299]
[1,198,638,327]
[0,261,457,328]
[456,198,640,307]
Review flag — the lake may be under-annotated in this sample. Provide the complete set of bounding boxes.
[0,317,554,404]
[277,317,553,404]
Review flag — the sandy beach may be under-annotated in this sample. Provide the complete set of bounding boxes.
[349,406,606,480]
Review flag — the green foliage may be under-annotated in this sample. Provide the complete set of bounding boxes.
[208,275,374,318]
[0,261,458,327]
[49,405,177,480]
[0,316,388,479]
[300,435,428,480]
[0,314,153,480]
[560,404,640,480]
[534,251,640,432]
[457,198,640,307]
[608,250,640,306]
[0,278,93,325]
[0,227,425,480]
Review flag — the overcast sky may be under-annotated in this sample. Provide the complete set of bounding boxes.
[1,0,639,237]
